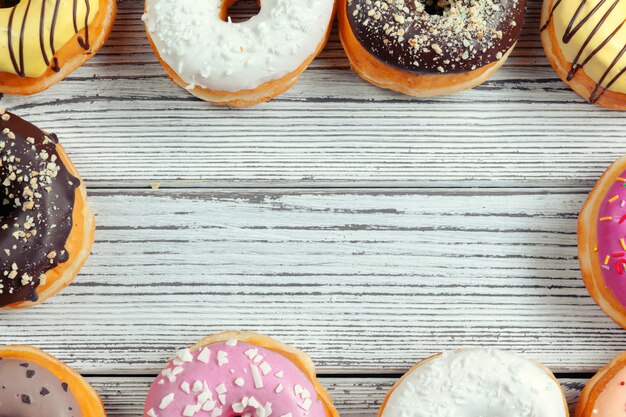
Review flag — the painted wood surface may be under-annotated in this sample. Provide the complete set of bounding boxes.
[3,189,625,374]
[91,376,587,417]
[0,0,624,188]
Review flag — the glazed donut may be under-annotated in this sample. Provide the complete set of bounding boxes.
[0,0,116,96]
[338,0,526,97]
[540,0,626,110]
[379,349,568,417]
[142,1,336,107]
[0,344,106,417]
[144,331,338,417]
[0,109,95,309]
[578,157,626,328]
[576,351,626,417]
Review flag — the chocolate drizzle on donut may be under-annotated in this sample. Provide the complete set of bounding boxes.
[541,0,626,104]
[5,0,94,77]
[0,110,79,307]
[346,0,526,74]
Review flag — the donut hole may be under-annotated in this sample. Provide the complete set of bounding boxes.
[224,0,261,23]
[0,0,20,8]
[422,0,450,15]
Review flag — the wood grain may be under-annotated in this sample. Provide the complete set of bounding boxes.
[3,188,625,374]
[0,0,624,188]
[90,376,588,417]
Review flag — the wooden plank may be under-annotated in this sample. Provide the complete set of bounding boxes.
[1,1,625,188]
[3,188,626,373]
[90,376,587,417]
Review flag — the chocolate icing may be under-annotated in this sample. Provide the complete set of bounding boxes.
[0,110,78,307]
[346,0,526,74]
[0,358,82,417]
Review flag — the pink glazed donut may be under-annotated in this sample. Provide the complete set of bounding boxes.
[144,332,338,417]
[580,156,626,329]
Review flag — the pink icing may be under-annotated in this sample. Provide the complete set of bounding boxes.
[590,366,626,416]
[597,169,626,306]
[144,340,326,417]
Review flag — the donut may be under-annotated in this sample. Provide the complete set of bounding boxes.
[540,0,626,110]
[0,344,106,417]
[578,157,626,328]
[338,0,526,97]
[142,1,336,107]
[379,349,568,417]
[0,109,95,309]
[0,0,117,96]
[575,351,626,417]
[144,331,338,417]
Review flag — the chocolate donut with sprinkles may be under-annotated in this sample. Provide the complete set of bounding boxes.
[0,344,106,417]
[579,156,626,329]
[0,109,95,309]
[144,331,338,417]
[338,0,526,96]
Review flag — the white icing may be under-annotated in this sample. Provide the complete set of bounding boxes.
[142,0,334,92]
[382,349,566,417]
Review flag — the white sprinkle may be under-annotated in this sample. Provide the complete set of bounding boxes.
[197,347,211,364]
[235,378,245,387]
[202,400,217,412]
[259,362,272,375]
[172,367,184,377]
[219,394,227,405]
[299,398,312,411]
[159,393,175,409]
[158,379,165,385]
[294,385,303,396]
[275,384,283,394]
[274,371,283,378]
[147,409,158,417]
[251,364,264,388]
[301,389,311,399]
[216,383,227,394]
[217,351,229,366]
[192,381,203,392]
[177,348,194,362]
[181,381,191,394]
[198,391,212,404]
[225,339,238,346]
[183,404,200,416]
[248,397,260,407]
[280,414,292,417]
[253,355,263,364]
[245,348,258,359]
[212,407,223,417]
[233,403,246,413]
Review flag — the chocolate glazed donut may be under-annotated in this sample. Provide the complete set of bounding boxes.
[0,110,95,309]
[339,0,526,96]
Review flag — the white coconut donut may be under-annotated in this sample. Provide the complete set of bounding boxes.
[142,0,336,107]
[379,349,568,417]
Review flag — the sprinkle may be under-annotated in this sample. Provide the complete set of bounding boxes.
[235,378,245,387]
[253,355,263,364]
[299,398,312,411]
[621,238,626,251]
[294,385,303,396]
[219,394,226,405]
[225,339,238,347]
[159,393,175,409]
[217,351,229,366]
[610,195,620,203]
[212,408,223,417]
[605,255,611,265]
[612,253,625,257]
[202,401,217,411]
[275,384,283,393]
[177,349,194,363]
[216,384,227,394]
[603,265,611,270]
[245,349,258,359]
[601,216,613,221]
[617,259,626,274]
[594,245,599,252]
[275,371,283,378]
[618,177,626,182]
[259,362,272,375]
[183,405,200,417]
[620,215,626,224]
[251,364,264,388]
[197,348,211,364]
[148,409,158,417]
[280,414,293,417]
[181,382,190,394]
[193,381,203,392]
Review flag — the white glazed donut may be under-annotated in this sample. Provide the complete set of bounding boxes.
[142,0,336,107]
[379,349,569,417]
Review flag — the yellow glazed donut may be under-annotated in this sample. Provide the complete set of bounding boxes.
[541,0,626,109]
[142,0,336,107]
[0,0,116,95]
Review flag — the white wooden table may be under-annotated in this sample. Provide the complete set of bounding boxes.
[2,0,626,415]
